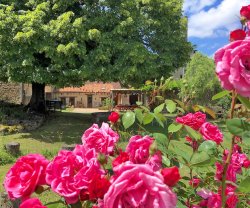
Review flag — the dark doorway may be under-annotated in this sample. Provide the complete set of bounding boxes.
[87,95,92,108]
[129,95,138,105]
[60,97,66,106]
[69,97,75,106]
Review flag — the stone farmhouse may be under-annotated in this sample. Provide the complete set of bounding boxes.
[47,82,121,108]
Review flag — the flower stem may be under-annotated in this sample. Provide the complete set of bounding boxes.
[221,90,237,208]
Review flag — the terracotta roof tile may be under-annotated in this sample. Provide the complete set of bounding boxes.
[56,82,121,93]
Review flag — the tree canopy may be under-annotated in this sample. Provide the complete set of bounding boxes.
[0,0,192,87]
[180,52,221,104]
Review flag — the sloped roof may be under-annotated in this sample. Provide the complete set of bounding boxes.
[56,82,121,93]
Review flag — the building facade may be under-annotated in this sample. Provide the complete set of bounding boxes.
[47,82,121,108]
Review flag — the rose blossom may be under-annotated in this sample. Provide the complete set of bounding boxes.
[176,112,206,130]
[161,166,181,187]
[20,198,47,208]
[112,150,129,168]
[189,178,200,188]
[82,123,119,155]
[214,37,250,97]
[215,162,237,182]
[200,122,223,145]
[108,112,120,123]
[230,29,246,42]
[146,150,162,171]
[46,146,104,204]
[103,162,177,208]
[88,174,110,200]
[4,154,49,200]
[240,5,250,20]
[126,135,154,164]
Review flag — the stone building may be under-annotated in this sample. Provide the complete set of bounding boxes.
[0,82,32,105]
[47,82,121,108]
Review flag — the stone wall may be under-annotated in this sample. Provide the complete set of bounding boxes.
[0,82,22,104]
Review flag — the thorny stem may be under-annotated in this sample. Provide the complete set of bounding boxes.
[221,90,237,208]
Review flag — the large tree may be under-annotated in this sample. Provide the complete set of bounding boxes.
[0,0,192,112]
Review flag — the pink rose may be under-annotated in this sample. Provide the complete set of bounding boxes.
[176,112,206,130]
[200,122,223,144]
[103,162,177,208]
[145,150,162,171]
[126,135,154,164]
[215,162,237,182]
[214,38,250,97]
[4,154,49,200]
[20,198,47,208]
[207,194,221,208]
[82,123,119,155]
[46,147,104,204]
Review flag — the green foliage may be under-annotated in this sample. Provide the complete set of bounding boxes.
[226,118,250,137]
[0,149,15,165]
[0,0,192,87]
[238,176,250,193]
[212,90,230,101]
[180,52,221,104]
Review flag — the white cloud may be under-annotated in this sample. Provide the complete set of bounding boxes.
[184,0,217,14]
[186,0,249,38]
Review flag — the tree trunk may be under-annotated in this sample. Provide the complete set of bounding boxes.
[28,82,46,114]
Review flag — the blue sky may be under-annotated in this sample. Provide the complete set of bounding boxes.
[183,0,249,57]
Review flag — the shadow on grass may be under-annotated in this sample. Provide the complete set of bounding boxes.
[21,111,94,144]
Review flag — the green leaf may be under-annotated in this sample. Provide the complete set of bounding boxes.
[176,107,185,113]
[177,200,187,208]
[184,126,202,141]
[153,133,168,144]
[154,113,166,127]
[238,176,250,193]
[122,111,135,129]
[170,140,193,163]
[226,118,250,136]
[238,95,250,109]
[190,152,211,167]
[242,131,250,146]
[140,106,150,112]
[212,90,230,100]
[165,100,176,113]
[143,112,154,125]
[154,103,165,114]
[134,108,143,124]
[198,140,217,155]
[162,155,170,167]
[168,123,182,133]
